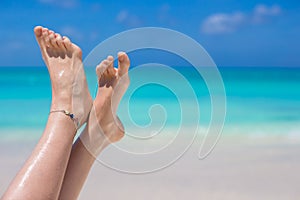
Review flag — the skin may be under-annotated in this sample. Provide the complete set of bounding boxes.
[1,26,130,200]
[1,26,92,200]
[59,53,130,200]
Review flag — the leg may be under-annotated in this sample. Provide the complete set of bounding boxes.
[1,26,92,200]
[58,53,130,200]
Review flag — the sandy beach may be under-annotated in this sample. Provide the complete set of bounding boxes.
[1,129,299,200]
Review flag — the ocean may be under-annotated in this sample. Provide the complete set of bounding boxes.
[0,66,299,140]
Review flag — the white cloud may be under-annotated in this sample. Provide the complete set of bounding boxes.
[254,4,281,16]
[201,4,282,34]
[201,12,245,34]
[252,4,281,24]
[116,10,142,27]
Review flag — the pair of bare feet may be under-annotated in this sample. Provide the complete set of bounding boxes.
[34,26,130,154]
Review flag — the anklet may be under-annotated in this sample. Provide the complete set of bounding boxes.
[50,110,79,130]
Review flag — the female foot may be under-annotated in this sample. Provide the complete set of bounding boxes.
[34,26,92,129]
[80,52,130,155]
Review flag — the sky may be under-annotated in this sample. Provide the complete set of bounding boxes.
[0,0,299,67]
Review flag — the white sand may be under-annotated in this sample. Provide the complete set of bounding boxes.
[0,133,299,200]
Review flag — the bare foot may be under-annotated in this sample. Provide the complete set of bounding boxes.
[34,26,92,129]
[80,52,130,155]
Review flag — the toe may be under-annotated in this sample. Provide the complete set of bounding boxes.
[96,59,110,79]
[42,28,51,47]
[62,36,72,50]
[107,55,115,76]
[34,26,46,48]
[55,33,65,50]
[49,32,59,48]
[34,26,43,38]
[117,52,130,76]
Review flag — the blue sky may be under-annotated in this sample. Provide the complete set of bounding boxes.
[0,0,299,67]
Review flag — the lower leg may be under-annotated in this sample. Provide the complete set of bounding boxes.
[59,53,130,200]
[1,26,92,200]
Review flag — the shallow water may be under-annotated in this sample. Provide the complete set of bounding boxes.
[0,66,299,138]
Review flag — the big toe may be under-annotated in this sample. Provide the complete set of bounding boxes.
[117,52,130,76]
[34,26,46,49]
[34,26,43,38]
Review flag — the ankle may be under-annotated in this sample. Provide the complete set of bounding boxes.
[51,95,72,112]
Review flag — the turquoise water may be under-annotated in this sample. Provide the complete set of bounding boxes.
[0,66,299,137]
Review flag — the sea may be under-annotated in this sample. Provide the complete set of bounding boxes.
[0,66,300,141]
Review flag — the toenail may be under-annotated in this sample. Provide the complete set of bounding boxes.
[119,55,124,62]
